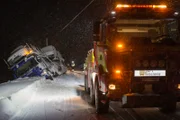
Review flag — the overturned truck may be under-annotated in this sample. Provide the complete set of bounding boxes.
[6,44,53,79]
[84,3,180,113]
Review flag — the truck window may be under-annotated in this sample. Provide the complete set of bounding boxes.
[107,19,179,45]
[15,58,38,77]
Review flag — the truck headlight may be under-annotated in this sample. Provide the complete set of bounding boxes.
[177,84,180,89]
[41,71,47,75]
[109,84,116,90]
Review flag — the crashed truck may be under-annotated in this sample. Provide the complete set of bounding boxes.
[84,3,180,113]
[6,44,54,79]
[41,45,67,75]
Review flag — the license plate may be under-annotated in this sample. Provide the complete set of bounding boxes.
[134,70,166,77]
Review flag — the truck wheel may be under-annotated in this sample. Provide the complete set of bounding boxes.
[53,72,59,77]
[49,75,53,80]
[161,93,176,113]
[95,81,109,114]
[46,74,53,80]
[47,71,53,80]
[84,75,90,94]
[89,81,95,105]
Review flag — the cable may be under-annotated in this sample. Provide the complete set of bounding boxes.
[58,0,95,34]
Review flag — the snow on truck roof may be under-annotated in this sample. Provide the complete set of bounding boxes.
[7,45,29,62]
[41,45,56,52]
[10,45,24,54]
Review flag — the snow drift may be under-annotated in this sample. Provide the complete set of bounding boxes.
[0,77,44,120]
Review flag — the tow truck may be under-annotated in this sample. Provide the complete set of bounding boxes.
[84,3,180,113]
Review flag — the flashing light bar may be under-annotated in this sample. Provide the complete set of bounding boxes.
[116,4,167,9]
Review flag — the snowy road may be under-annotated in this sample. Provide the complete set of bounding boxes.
[1,71,180,120]
[9,72,97,120]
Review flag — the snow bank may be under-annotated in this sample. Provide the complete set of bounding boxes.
[0,77,45,120]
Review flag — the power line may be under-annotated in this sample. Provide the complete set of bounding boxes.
[57,0,95,34]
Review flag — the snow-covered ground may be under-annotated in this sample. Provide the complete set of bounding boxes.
[0,76,44,120]
[1,71,180,120]
[0,71,96,120]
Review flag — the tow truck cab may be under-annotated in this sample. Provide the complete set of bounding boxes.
[86,3,180,113]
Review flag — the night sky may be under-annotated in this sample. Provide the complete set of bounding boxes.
[0,0,179,82]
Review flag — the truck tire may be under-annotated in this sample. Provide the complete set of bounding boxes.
[46,70,53,80]
[90,81,95,105]
[49,75,53,80]
[95,81,109,114]
[84,75,90,94]
[53,72,59,77]
[46,74,53,80]
[161,93,176,113]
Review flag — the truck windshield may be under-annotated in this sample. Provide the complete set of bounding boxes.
[107,19,180,45]
[15,57,38,77]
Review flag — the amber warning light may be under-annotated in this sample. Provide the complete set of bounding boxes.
[115,70,121,74]
[117,44,123,48]
[116,4,167,9]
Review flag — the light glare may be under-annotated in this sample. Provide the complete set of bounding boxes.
[115,70,121,74]
[153,5,167,8]
[116,4,130,8]
[116,4,167,9]
[174,12,179,16]
[111,11,116,15]
[178,84,180,89]
[109,84,116,90]
[117,44,123,48]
